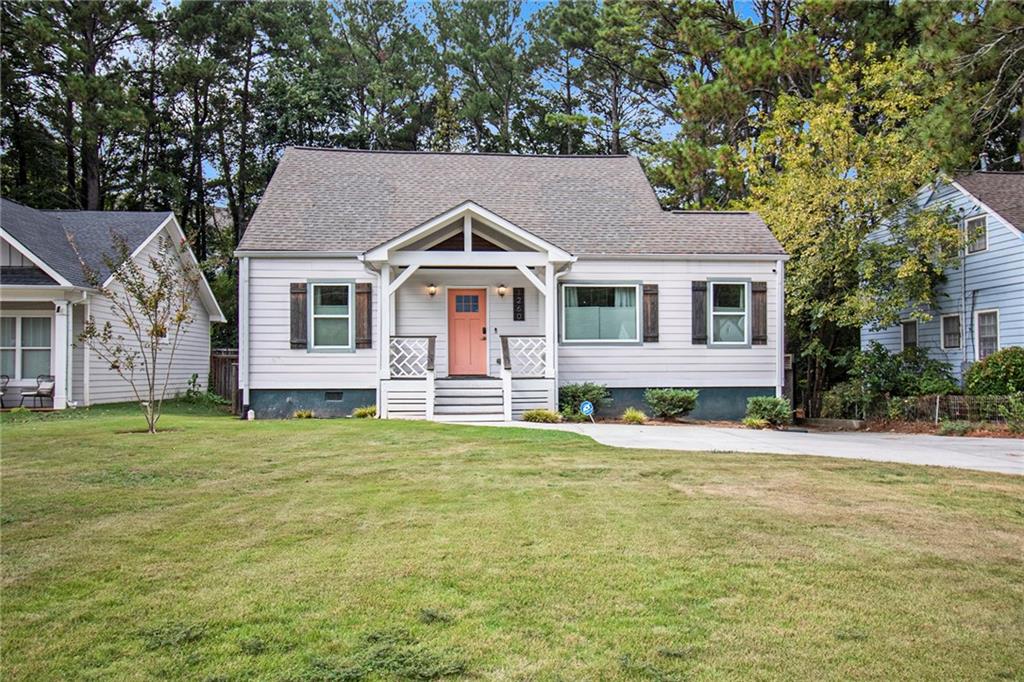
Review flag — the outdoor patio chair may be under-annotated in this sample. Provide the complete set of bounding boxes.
[0,374,8,408]
[19,374,55,408]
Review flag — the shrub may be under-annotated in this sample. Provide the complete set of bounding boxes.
[522,408,561,423]
[621,407,648,424]
[293,409,314,419]
[821,380,873,419]
[742,417,770,429]
[998,394,1024,434]
[558,382,610,418]
[938,419,972,436]
[352,405,377,419]
[746,396,792,426]
[643,388,699,420]
[966,347,1024,396]
[181,373,229,407]
[853,342,957,398]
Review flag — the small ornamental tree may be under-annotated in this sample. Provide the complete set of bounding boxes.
[77,235,201,433]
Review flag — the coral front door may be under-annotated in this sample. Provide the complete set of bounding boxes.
[448,288,487,376]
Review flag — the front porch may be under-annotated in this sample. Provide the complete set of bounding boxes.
[0,294,83,410]
[364,201,572,421]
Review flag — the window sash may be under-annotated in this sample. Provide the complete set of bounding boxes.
[709,282,749,345]
[977,311,998,360]
[901,321,918,349]
[941,315,961,350]
[309,283,353,349]
[965,216,987,254]
[561,284,640,343]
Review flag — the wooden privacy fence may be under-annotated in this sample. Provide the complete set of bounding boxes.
[210,349,240,414]
[886,394,1015,423]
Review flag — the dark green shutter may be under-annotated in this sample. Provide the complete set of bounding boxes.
[290,282,307,348]
[751,282,767,345]
[643,284,659,342]
[692,281,707,345]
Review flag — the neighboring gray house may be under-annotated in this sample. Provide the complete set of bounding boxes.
[861,171,1024,379]
[236,147,788,421]
[0,199,225,408]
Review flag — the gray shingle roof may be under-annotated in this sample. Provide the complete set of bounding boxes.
[0,198,170,287]
[239,148,785,256]
[955,171,1024,233]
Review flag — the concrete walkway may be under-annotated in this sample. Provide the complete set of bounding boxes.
[499,422,1024,475]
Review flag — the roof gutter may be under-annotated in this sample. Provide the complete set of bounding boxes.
[575,253,790,262]
[234,249,364,258]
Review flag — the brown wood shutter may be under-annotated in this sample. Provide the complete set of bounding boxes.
[355,282,372,349]
[751,281,768,345]
[642,284,659,342]
[692,281,707,344]
[290,282,307,348]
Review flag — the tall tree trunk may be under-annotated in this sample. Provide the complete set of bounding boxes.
[64,97,77,206]
[235,36,254,247]
[80,9,101,210]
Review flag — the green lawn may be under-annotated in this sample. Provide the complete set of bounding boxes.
[2,404,1023,680]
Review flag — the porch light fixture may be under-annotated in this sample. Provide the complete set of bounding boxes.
[427,283,437,297]
[497,284,507,298]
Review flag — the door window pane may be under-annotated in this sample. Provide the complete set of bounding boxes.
[1,317,15,347]
[563,286,637,341]
[1,349,13,376]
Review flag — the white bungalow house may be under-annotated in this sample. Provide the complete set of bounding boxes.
[235,148,788,421]
[0,199,225,409]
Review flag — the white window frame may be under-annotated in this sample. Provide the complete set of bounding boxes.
[974,309,999,361]
[900,319,918,351]
[709,280,750,347]
[940,314,962,350]
[964,214,988,254]
[560,282,642,344]
[308,281,355,352]
[0,315,53,383]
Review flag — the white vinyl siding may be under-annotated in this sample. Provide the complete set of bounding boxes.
[558,259,778,388]
[86,226,211,404]
[247,258,377,389]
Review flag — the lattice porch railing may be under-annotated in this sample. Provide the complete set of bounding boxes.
[390,336,435,377]
[500,336,546,377]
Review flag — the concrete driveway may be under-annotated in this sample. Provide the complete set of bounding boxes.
[502,422,1024,475]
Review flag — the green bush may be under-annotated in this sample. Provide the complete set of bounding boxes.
[643,388,699,420]
[742,417,770,429]
[746,396,792,426]
[558,382,610,418]
[522,408,561,423]
[621,407,648,424]
[938,420,973,436]
[998,394,1024,434]
[351,405,377,419]
[821,380,873,419]
[966,347,1024,396]
[181,373,229,407]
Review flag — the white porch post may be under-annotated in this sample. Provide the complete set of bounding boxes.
[52,299,69,409]
[544,263,556,380]
[379,265,392,419]
[775,259,786,399]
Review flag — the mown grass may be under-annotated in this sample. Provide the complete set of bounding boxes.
[2,403,1023,680]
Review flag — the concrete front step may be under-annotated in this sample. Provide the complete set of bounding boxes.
[433,413,506,423]
[434,378,502,390]
[434,404,505,414]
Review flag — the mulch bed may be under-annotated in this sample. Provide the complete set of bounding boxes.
[864,419,1024,439]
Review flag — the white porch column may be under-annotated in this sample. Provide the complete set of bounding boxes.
[775,259,786,399]
[544,263,556,379]
[379,265,391,380]
[52,299,69,409]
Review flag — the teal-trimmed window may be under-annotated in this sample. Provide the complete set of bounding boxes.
[709,282,748,345]
[0,316,51,379]
[562,284,639,342]
[310,283,353,350]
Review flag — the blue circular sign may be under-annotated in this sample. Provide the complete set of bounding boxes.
[579,401,594,416]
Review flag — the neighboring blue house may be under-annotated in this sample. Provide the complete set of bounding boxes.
[861,170,1024,382]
